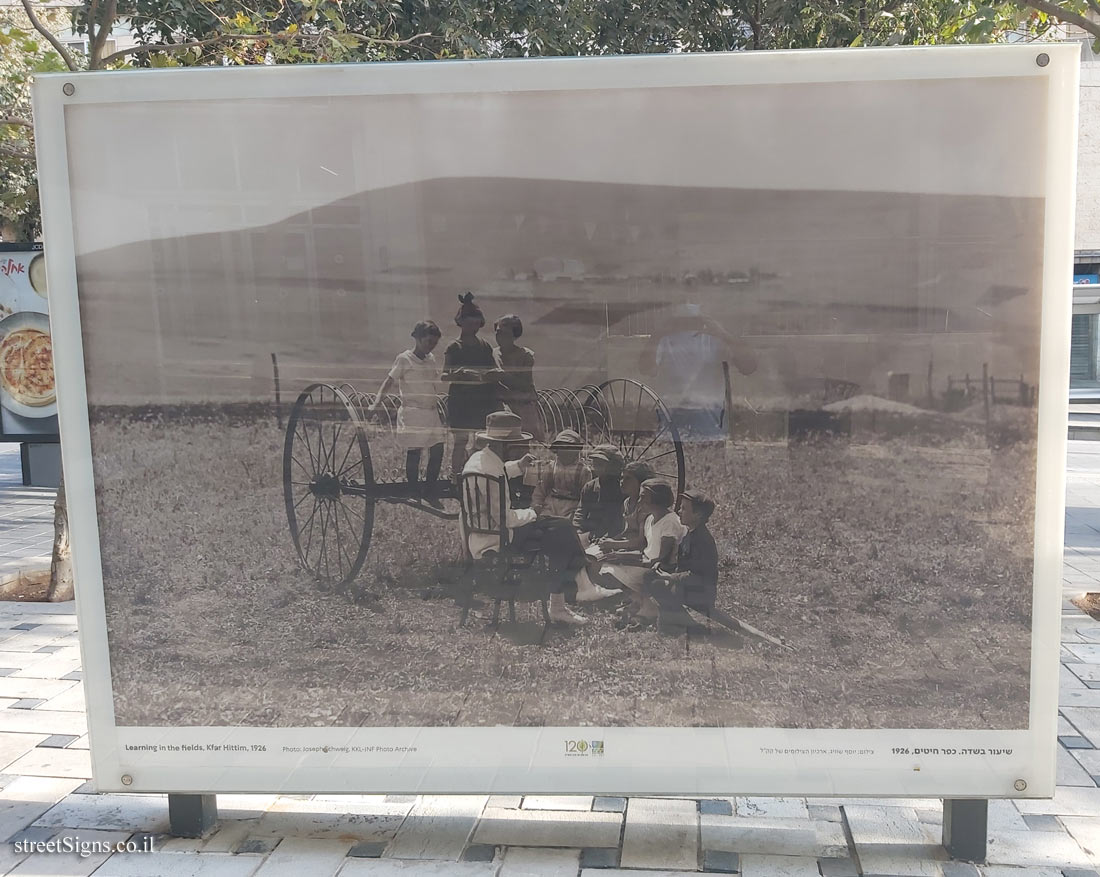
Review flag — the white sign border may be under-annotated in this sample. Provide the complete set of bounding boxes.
[33,44,1077,797]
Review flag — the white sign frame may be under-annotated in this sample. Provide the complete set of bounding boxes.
[34,44,1077,797]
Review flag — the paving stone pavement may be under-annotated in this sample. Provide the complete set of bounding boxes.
[2,443,1100,874]
[0,444,54,581]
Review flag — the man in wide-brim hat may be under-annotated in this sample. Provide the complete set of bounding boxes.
[461,412,608,624]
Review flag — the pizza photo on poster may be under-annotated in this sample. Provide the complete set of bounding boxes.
[61,71,1047,733]
[0,244,57,436]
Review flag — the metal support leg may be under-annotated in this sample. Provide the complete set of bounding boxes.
[942,798,987,862]
[168,794,218,838]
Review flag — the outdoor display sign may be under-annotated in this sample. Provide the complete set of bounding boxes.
[0,242,58,439]
[33,45,1076,796]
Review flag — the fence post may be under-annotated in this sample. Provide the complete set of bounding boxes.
[272,353,282,429]
[982,363,990,426]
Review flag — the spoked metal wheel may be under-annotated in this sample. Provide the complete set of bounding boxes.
[283,383,375,591]
[589,379,686,496]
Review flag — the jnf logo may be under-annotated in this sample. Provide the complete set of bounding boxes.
[564,740,604,756]
[0,259,25,277]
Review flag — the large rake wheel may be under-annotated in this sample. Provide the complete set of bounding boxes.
[283,383,375,590]
[582,378,686,496]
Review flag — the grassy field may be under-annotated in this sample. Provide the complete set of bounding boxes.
[91,407,1034,729]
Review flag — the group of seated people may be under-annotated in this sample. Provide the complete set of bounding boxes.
[460,410,725,632]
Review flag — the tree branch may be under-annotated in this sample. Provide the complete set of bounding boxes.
[0,143,35,160]
[19,0,79,71]
[1020,0,1100,37]
[89,0,118,69]
[1,116,34,129]
[99,28,432,66]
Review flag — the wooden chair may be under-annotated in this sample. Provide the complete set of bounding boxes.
[457,471,550,632]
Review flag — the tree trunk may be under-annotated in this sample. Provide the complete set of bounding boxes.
[46,473,73,602]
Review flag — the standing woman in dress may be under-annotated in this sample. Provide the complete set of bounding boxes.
[493,313,544,442]
[368,320,446,505]
[442,293,503,477]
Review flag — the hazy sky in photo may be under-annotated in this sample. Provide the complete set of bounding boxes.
[63,75,1047,254]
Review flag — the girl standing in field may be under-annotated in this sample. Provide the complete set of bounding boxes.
[442,293,503,477]
[493,313,544,442]
[369,321,446,505]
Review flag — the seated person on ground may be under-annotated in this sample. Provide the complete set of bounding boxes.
[603,460,655,551]
[596,478,685,620]
[460,412,617,625]
[572,444,626,544]
[646,490,743,633]
[532,429,590,519]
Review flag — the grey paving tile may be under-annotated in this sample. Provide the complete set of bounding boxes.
[34,792,171,832]
[473,808,622,849]
[253,805,406,843]
[9,699,45,710]
[704,850,740,873]
[1060,746,1098,787]
[60,670,81,681]
[461,844,496,862]
[346,841,387,858]
[1062,817,1100,867]
[579,847,618,869]
[253,837,353,875]
[93,852,263,876]
[7,828,132,876]
[620,797,697,871]
[700,798,734,816]
[1059,735,1092,749]
[701,815,848,858]
[0,776,83,845]
[486,796,521,809]
[592,796,626,813]
[818,856,859,877]
[339,862,497,875]
[522,795,592,811]
[842,805,940,877]
[236,836,281,854]
[737,797,809,819]
[807,804,843,822]
[986,829,1094,868]
[740,854,822,876]
[6,824,55,844]
[1007,787,1100,814]
[38,734,79,749]
[942,864,979,877]
[1023,814,1066,832]
[1061,870,1100,877]
[499,847,581,876]
[384,795,486,860]
[0,669,16,677]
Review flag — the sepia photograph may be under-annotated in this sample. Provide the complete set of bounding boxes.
[58,68,1048,731]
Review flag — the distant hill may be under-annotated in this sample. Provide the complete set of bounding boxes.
[74,177,1043,404]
